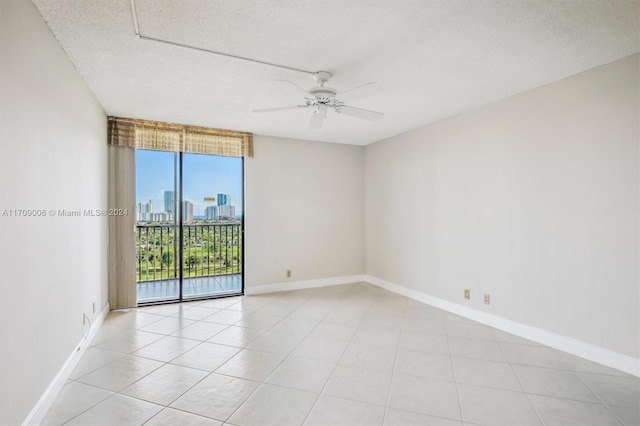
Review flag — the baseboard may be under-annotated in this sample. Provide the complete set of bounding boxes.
[23,303,111,426]
[364,275,639,377]
[245,274,368,295]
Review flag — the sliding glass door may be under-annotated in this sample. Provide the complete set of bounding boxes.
[181,153,243,298]
[135,150,243,304]
[135,150,180,303]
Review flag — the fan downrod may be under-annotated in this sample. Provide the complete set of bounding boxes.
[313,71,332,86]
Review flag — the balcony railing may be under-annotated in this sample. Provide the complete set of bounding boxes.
[136,222,242,282]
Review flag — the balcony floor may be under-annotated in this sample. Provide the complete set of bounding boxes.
[136,274,242,304]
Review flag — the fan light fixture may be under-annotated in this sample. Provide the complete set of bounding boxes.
[253,72,385,129]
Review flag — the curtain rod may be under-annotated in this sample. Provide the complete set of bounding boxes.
[129,0,315,75]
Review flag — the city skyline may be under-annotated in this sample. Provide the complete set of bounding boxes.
[135,150,243,220]
[137,191,236,222]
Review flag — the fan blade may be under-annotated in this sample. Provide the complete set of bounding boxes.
[274,80,311,96]
[309,112,325,129]
[337,105,384,121]
[337,83,384,103]
[253,105,308,113]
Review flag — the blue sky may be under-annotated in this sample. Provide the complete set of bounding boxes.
[135,149,243,217]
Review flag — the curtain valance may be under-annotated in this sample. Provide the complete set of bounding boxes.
[107,116,253,157]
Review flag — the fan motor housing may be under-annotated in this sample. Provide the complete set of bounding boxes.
[308,86,337,98]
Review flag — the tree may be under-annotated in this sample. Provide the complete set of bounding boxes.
[186,254,198,269]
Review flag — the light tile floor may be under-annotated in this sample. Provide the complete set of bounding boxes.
[43,282,639,426]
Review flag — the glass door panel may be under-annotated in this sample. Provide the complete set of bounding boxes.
[135,149,179,303]
[181,153,243,299]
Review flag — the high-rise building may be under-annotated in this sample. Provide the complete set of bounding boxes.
[218,204,235,220]
[164,190,175,213]
[204,205,218,220]
[136,200,153,221]
[150,212,171,222]
[182,200,194,222]
[217,193,229,206]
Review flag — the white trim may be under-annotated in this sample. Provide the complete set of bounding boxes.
[364,275,640,377]
[23,303,111,426]
[244,275,367,295]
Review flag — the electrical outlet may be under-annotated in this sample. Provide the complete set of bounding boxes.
[484,294,490,305]
[92,302,96,314]
[286,269,291,278]
[464,289,470,300]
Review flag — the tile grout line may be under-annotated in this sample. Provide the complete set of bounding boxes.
[67,351,127,382]
[59,295,258,425]
[107,340,197,417]
[127,292,282,424]
[143,294,286,424]
[498,337,633,424]
[298,289,374,425]
[51,379,118,426]
[222,287,344,425]
[59,393,120,426]
[385,304,477,423]
[45,284,638,426]
[192,290,296,423]
[494,330,547,426]
[493,337,635,379]
[446,316,467,424]
[574,371,629,425]
[381,295,409,425]
[46,290,297,425]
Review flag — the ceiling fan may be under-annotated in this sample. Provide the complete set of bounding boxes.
[253,71,385,129]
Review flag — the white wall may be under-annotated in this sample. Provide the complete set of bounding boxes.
[0,1,108,424]
[365,54,639,359]
[245,135,364,288]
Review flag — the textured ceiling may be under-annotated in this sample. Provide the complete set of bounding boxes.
[33,0,639,145]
